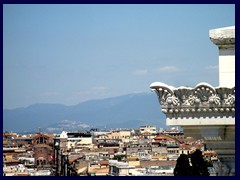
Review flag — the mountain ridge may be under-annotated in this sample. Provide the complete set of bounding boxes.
[3,92,167,133]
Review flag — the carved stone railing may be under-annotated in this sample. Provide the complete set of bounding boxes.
[150,82,235,115]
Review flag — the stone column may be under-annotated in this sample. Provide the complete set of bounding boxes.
[209,26,235,88]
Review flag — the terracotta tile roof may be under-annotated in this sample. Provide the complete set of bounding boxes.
[135,165,141,168]
[203,151,217,155]
[194,144,203,149]
[69,158,79,163]
[142,132,152,136]
[127,156,138,160]
[179,144,192,149]
[99,160,109,166]
[154,134,181,143]
[16,173,29,176]
[152,155,167,159]
[140,160,176,167]
[94,167,109,174]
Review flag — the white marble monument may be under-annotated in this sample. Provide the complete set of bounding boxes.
[150,26,235,175]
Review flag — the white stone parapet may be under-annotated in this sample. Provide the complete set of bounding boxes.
[150,82,235,123]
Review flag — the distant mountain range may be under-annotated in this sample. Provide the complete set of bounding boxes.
[3,93,167,133]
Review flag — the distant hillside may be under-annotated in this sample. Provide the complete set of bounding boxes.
[3,93,167,133]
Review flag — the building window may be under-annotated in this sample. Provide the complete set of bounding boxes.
[40,137,44,144]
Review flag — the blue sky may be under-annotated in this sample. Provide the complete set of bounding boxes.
[3,4,235,109]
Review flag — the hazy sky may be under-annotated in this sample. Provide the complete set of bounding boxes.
[3,4,235,109]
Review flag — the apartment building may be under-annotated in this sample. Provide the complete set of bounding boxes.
[139,125,157,135]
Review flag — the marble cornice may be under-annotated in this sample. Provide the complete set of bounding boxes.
[150,82,235,114]
[209,26,235,47]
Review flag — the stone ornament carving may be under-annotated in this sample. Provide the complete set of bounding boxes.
[150,82,235,114]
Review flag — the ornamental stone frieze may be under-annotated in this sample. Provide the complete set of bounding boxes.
[150,82,235,115]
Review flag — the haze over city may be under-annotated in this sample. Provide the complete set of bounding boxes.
[3,4,235,109]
